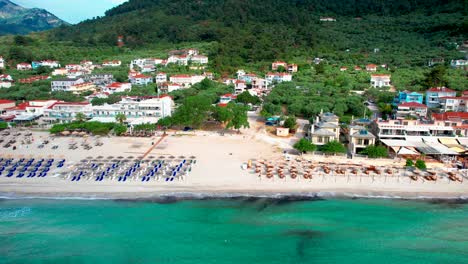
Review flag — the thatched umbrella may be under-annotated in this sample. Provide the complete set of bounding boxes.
[117,156,124,159]
[107,156,114,159]
[159,156,166,159]
[169,156,175,159]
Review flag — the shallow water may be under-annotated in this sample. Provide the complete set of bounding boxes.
[0,198,467,263]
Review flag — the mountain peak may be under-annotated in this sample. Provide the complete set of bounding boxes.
[0,0,67,35]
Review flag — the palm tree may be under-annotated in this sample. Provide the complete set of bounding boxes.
[75,112,86,123]
[115,113,127,124]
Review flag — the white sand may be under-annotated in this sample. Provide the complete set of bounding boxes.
[0,130,467,199]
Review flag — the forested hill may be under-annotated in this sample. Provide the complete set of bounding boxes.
[0,0,66,35]
[49,0,467,70]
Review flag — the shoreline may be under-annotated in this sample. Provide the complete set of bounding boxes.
[1,187,467,201]
[1,130,467,202]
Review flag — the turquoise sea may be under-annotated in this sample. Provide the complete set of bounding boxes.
[0,197,467,264]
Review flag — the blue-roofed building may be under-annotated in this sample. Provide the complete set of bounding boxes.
[393,91,423,106]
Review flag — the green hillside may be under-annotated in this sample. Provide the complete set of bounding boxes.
[43,0,467,71]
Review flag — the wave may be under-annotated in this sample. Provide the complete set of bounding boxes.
[0,191,467,203]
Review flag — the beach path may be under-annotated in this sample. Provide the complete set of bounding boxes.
[142,134,167,158]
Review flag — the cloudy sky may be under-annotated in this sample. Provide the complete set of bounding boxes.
[11,0,128,24]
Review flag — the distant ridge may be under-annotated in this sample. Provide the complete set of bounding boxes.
[0,0,67,35]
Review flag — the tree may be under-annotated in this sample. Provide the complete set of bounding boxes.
[157,117,173,128]
[415,159,426,170]
[172,95,212,128]
[359,145,388,158]
[283,116,297,130]
[405,159,414,167]
[423,65,447,88]
[320,141,347,154]
[113,124,127,136]
[75,112,86,123]
[236,91,261,105]
[293,138,317,153]
[315,62,325,74]
[227,104,250,131]
[213,105,234,124]
[0,122,8,130]
[115,113,127,124]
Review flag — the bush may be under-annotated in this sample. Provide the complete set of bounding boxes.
[359,145,388,158]
[113,124,127,136]
[405,159,414,167]
[293,138,317,153]
[0,122,8,130]
[283,116,297,130]
[320,141,347,154]
[415,159,426,170]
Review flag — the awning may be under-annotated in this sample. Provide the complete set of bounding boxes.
[398,147,419,155]
[380,139,415,147]
[457,138,468,147]
[438,138,467,153]
[422,138,459,155]
[439,138,459,145]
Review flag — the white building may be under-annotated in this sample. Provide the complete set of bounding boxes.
[320,17,336,22]
[51,78,85,92]
[43,102,93,123]
[169,74,192,87]
[102,60,122,67]
[16,63,32,71]
[450,60,468,68]
[234,80,247,94]
[266,72,293,83]
[40,60,60,68]
[159,82,183,93]
[191,55,209,64]
[156,72,167,83]
[439,96,468,112]
[91,96,174,124]
[102,82,132,94]
[52,68,68,76]
[5,100,57,122]
[0,57,4,69]
[0,74,13,81]
[0,81,12,88]
[65,64,83,71]
[168,55,189,65]
[370,74,391,88]
[129,74,153,86]
[396,102,428,118]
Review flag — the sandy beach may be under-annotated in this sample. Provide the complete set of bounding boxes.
[0,128,467,200]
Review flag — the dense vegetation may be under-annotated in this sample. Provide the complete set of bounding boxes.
[44,0,467,73]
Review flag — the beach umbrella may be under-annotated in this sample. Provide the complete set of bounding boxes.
[159,156,166,159]
[107,156,114,159]
[169,156,175,159]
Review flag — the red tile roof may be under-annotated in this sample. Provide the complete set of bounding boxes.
[398,102,427,108]
[432,112,468,121]
[0,99,14,104]
[427,87,456,93]
[371,74,391,77]
[440,96,468,100]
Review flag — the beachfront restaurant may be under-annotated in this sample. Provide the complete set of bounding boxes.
[380,138,461,161]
